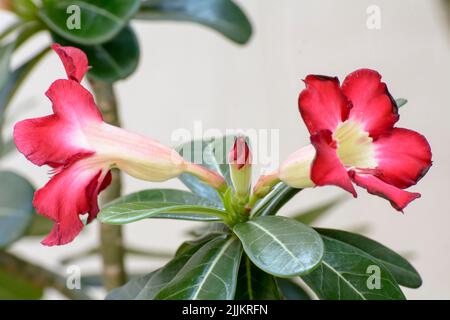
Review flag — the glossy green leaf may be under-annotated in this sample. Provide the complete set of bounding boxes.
[395,98,408,108]
[39,0,140,45]
[235,256,282,300]
[0,171,35,247]
[276,278,312,300]
[137,0,252,44]
[52,25,139,82]
[99,201,227,224]
[302,235,406,300]
[176,135,235,205]
[155,235,242,300]
[233,216,324,277]
[316,228,422,288]
[107,234,216,299]
[0,268,43,299]
[293,197,344,225]
[106,188,221,208]
[100,187,226,225]
[251,182,301,217]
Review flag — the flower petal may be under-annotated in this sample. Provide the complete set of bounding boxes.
[14,79,102,167]
[34,159,109,246]
[46,79,103,123]
[374,128,432,189]
[349,171,421,211]
[342,69,399,137]
[52,43,88,82]
[310,130,357,196]
[299,75,351,134]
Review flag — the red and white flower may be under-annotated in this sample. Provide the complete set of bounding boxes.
[278,69,432,211]
[14,44,225,246]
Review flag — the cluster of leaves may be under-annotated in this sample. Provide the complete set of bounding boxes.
[0,0,252,299]
[102,135,422,300]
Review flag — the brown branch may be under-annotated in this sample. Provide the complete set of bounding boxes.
[88,77,127,291]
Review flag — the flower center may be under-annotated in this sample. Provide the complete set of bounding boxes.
[333,120,377,169]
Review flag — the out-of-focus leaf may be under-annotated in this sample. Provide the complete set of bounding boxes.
[176,135,235,205]
[12,0,38,20]
[0,268,43,299]
[39,0,140,45]
[395,98,408,108]
[137,0,252,44]
[302,235,406,300]
[251,182,300,217]
[155,235,242,300]
[0,46,50,121]
[293,197,345,225]
[233,216,324,277]
[0,22,26,41]
[0,171,35,247]
[316,228,422,288]
[52,25,139,83]
[276,278,312,300]
[235,256,282,300]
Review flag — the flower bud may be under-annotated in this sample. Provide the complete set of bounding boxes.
[229,136,252,198]
[278,144,316,188]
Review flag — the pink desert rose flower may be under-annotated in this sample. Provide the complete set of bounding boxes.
[14,44,225,246]
[278,69,432,211]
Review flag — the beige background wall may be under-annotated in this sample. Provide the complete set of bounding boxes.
[1,0,449,299]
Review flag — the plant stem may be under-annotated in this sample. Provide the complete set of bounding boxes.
[88,77,127,291]
[0,250,91,300]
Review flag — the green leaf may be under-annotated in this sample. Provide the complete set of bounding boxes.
[107,234,216,299]
[395,98,408,108]
[106,188,222,209]
[251,182,300,217]
[99,188,227,224]
[0,171,35,247]
[233,216,324,277]
[155,235,242,300]
[316,228,422,288]
[176,135,235,205]
[302,235,406,300]
[0,47,50,122]
[137,0,252,44]
[99,201,227,224]
[12,0,38,20]
[235,256,282,300]
[276,278,312,300]
[52,25,140,83]
[39,0,140,45]
[0,268,43,299]
[293,197,344,225]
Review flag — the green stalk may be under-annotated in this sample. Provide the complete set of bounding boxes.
[88,78,127,291]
